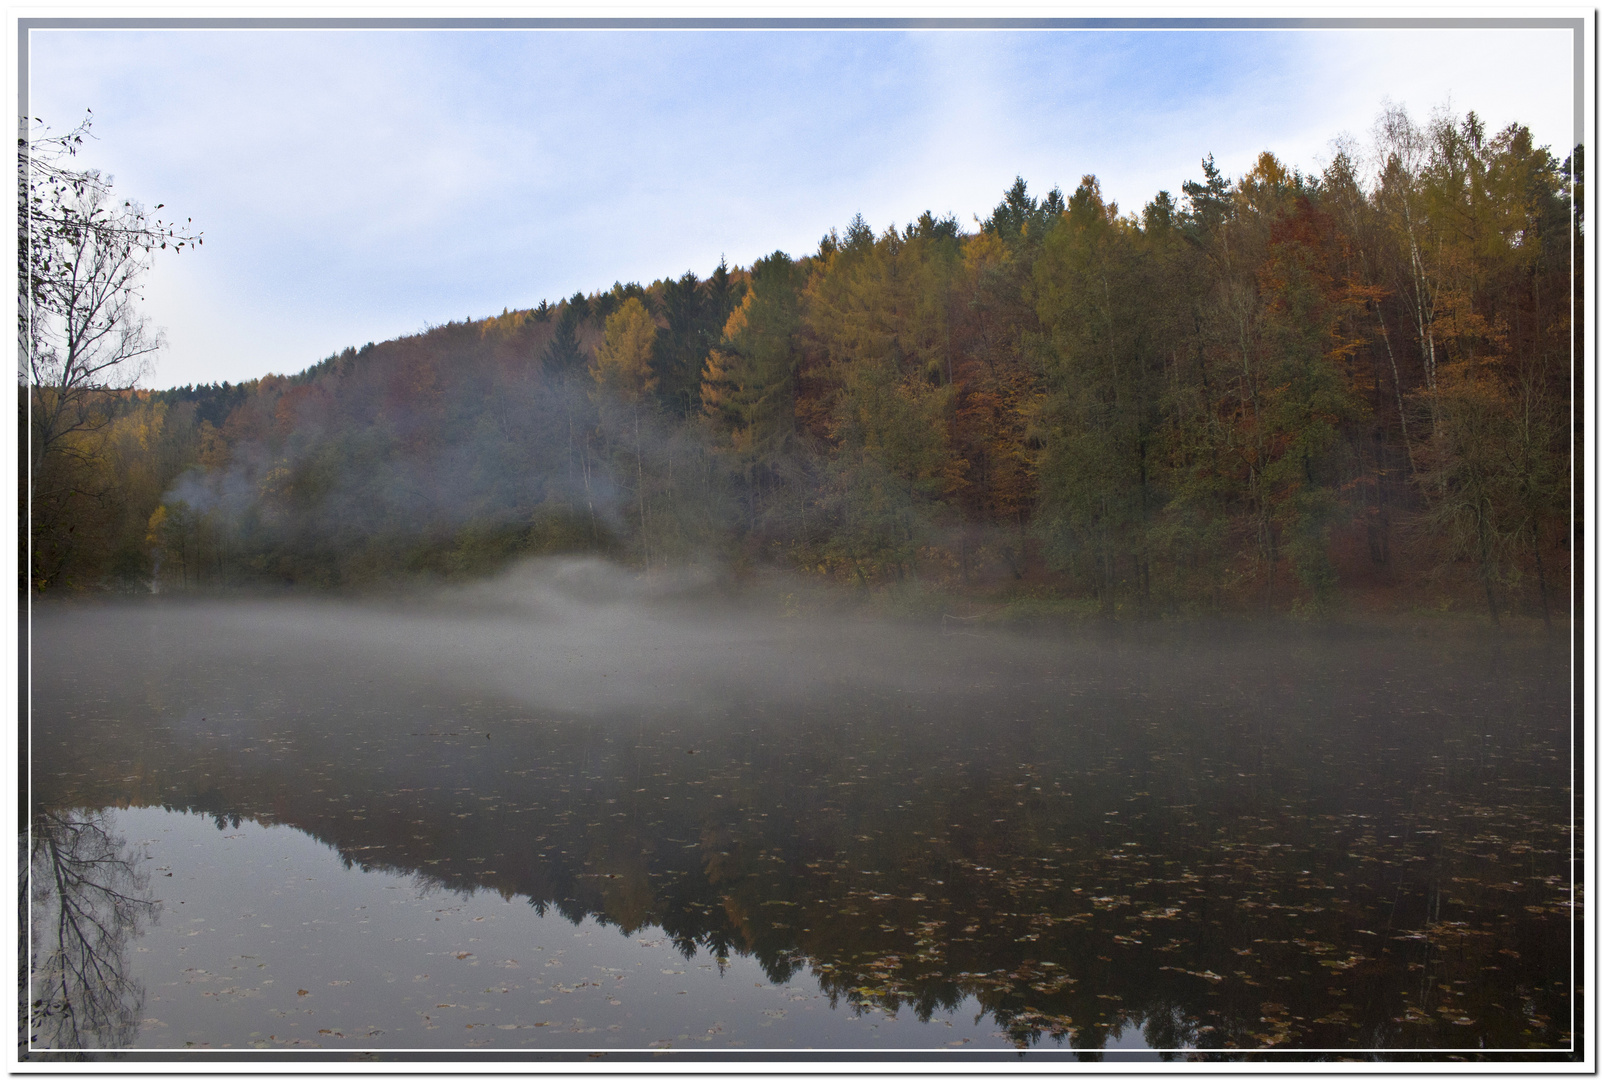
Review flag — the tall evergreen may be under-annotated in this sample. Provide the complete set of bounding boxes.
[541,304,586,374]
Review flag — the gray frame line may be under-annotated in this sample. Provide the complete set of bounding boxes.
[14,12,1592,1062]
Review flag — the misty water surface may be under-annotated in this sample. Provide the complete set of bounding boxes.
[27,559,1576,1059]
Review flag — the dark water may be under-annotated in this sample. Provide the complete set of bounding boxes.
[26,561,1578,1060]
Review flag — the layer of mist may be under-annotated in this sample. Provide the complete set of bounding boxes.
[29,556,1575,1054]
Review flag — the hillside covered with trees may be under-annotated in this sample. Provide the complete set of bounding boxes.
[26,106,1579,624]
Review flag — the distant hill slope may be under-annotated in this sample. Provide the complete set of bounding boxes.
[30,111,1576,627]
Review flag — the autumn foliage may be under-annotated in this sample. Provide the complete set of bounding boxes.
[32,108,1577,623]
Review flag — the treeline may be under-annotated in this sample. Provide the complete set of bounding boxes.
[28,106,1578,622]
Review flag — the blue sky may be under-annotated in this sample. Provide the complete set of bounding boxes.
[25,23,1579,388]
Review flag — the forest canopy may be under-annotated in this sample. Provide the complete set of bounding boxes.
[25,106,1578,625]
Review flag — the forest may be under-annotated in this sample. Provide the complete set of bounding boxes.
[24,106,1580,624]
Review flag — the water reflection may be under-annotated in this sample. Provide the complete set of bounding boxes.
[26,810,159,1053]
[88,806,1010,1051]
[29,590,1576,1056]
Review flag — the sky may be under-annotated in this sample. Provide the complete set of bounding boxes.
[24,20,1581,389]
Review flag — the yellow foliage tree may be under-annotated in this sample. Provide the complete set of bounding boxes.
[802,216,966,580]
[591,296,658,403]
[591,295,660,564]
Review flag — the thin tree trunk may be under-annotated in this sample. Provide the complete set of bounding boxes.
[1532,519,1552,632]
[564,396,598,546]
[1479,510,1500,628]
[1373,306,1417,475]
[634,404,648,570]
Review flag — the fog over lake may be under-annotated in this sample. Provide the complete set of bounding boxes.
[28,558,1575,1060]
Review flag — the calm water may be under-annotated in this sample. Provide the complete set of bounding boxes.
[26,562,1577,1060]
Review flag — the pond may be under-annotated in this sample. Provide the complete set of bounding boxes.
[25,561,1577,1062]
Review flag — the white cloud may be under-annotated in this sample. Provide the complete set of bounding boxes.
[26,23,1578,388]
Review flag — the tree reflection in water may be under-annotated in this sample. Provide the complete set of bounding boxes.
[25,810,158,1053]
[28,603,1576,1053]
